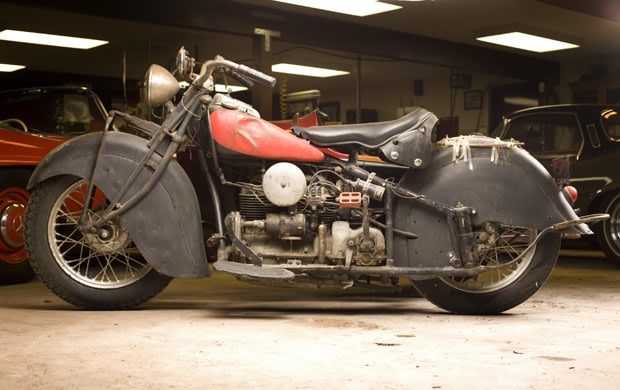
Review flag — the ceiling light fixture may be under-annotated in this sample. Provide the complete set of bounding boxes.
[272,63,349,78]
[0,29,108,50]
[0,63,25,72]
[476,31,579,53]
[272,0,401,17]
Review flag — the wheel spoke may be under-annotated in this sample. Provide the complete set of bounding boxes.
[48,179,151,289]
[442,223,536,293]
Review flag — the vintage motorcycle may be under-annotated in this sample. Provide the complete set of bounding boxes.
[24,48,607,314]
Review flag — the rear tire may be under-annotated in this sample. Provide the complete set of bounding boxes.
[25,175,172,309]
[594,192,620,267]
[413,227,560,315]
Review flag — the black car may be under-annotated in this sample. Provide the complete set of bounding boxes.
[494,104,620,265]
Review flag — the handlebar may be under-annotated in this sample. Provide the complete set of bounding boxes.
[237,64,277,87]
[223,68,255,89]
[194,56,276,88]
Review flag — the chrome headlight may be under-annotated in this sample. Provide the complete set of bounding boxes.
[144,64,180,107]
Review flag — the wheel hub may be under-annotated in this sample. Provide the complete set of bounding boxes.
[1,203,26,248]
[84,221,131,254]
[474,222,498,254]
[0,186,30,264]
[442,224,536,293]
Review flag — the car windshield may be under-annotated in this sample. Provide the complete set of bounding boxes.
[601,108,620,142]
[0,89,106,136]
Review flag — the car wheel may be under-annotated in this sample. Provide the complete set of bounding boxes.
[595,192,620,267]
[0,168,35,285]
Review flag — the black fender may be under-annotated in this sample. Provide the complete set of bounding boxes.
[27,131,210,278]
[393,136,589,268]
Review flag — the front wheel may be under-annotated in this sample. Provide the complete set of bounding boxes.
[25,175,172,309]
[412,224,561,315]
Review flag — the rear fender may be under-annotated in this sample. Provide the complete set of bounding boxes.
[393,136,589,268]
[28,132,210,278]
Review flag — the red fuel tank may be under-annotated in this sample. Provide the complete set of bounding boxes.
[210,109,324,162]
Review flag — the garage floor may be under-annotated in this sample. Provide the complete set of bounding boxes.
[1,251,619,389]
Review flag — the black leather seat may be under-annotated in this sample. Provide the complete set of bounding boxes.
[292,108,433,149]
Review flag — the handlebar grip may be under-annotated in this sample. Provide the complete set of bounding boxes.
[238,64,277,87]
[228,70,255,88]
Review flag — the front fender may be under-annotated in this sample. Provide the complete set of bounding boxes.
[393,136,589,268]
[28,132,210,278]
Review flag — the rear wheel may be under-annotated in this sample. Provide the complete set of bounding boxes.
[412,223,560,315]
[595,192,620,267]
[25,175,172,309]
[0,168,35,285]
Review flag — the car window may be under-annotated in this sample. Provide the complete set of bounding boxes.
[505,113,582,154]
[489,121,504,138]
[62,94,92,134]
[601,108,620,142]
[0,90,106,135]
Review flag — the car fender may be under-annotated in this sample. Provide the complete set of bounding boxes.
[569,152,620,214]
[28,131,210,278]
[393,137,588,268]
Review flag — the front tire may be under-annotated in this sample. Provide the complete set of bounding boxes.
[413,225,561,315]
[25,175,172,309]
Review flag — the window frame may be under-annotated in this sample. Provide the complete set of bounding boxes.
[504,111,585,159]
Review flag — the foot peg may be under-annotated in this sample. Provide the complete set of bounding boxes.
[214,261,295,280]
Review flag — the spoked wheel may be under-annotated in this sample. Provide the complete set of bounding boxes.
[25,175,172,309]
[412,223,560,315]
[595,192,620,267]
[0,169,35,285]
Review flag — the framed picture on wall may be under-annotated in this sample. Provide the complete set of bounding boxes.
[464,89,483,110]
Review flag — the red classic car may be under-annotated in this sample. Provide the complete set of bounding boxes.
[0,86,108,284]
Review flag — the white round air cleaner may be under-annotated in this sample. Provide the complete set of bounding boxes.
[262,162,307,207]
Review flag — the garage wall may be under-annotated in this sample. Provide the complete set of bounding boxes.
[321,68,522,135]
[559,55,620,104]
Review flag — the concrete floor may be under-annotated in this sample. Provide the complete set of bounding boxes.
[1,252,619,389]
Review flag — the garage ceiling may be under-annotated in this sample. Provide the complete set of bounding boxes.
[0,0,619,91]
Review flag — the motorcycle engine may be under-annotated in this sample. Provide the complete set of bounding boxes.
[233,163,387,267]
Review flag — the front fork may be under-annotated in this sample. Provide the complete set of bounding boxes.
[76,87,205,234]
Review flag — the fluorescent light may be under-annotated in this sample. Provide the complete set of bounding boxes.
[272,0,401,17]
[504,96,539,107]
[0,29,108,49]
[272,63,349,78]
[476,32,578,53]
[0,63,25,72]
